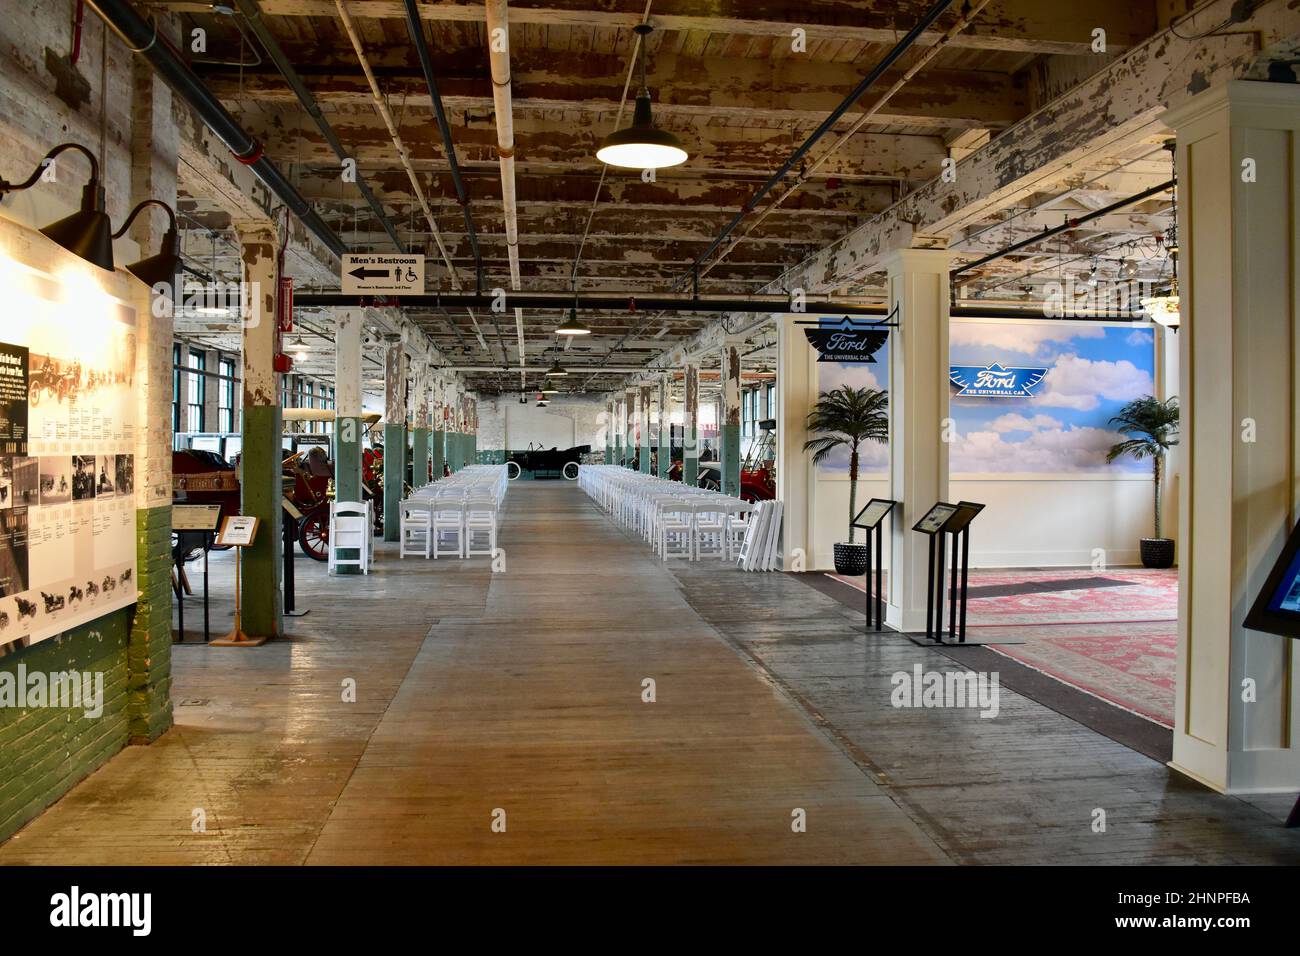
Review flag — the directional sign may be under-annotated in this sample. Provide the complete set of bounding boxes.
[341,253,425,295]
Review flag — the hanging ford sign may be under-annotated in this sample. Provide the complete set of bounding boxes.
[800,316,890,363]
[949,362,1048,398]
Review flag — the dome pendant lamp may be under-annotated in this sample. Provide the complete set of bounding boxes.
[555,306,591,336]
[596,24,688,170]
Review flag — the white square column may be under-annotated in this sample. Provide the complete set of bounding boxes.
[1165,81,1300,794]
[885,248,951,633]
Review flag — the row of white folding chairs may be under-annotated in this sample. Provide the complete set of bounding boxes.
[400,465,508,559]
[578,465,754,561]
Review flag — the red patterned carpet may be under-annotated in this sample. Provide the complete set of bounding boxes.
[827,568,1179,727]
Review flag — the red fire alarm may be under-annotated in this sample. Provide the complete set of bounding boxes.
[273,352,293,373]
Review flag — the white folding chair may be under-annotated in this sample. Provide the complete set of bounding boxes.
[329,500,371,575]
[464,494,497,557]
[399,499,432,558]
[432,496,466,558]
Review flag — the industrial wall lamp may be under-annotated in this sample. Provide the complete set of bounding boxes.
[1,141,179,288]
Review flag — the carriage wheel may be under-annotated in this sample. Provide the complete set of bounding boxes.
[562,461,579,480]
[506,460,522,480]
[298,508,329,561]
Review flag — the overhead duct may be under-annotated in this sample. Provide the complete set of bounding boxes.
[233,0,404,252]
[88,0,347,259]
[295,292,890,315]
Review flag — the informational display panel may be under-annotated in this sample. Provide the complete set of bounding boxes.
[0,259,137,651]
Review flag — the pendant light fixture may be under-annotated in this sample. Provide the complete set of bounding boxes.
[290,332,310,363]
[595,23,688,170]
[555,305,591,336]
[0,143,114,272]
[545,353,568,378]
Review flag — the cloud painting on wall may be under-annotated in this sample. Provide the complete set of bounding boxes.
[814,320,1158,476]
[949,320,1156,475]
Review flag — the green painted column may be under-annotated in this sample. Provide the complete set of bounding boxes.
[411,428,429,487]
[657,375,671,478]
[605,399,614,464]
[236,223,282,638]
[639,385,652,474]
[683,362,700,486]
[613,397,623,465]
[625,389,637,469]
[333,309,365,573]
[382,339,408,542]
[720,342,742,497]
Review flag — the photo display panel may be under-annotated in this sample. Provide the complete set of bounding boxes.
[0,257,138,651]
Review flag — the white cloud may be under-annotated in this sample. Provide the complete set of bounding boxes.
[950,321,1104,359]
[952,422,1139,474]
[1033,354,1154,412]
[1126,329,1155,346]
[987,412,1061,433]
[817,361,884,393]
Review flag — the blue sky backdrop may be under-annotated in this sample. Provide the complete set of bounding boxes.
[816,321,1157,475]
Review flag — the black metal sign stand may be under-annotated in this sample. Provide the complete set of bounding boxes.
[173,530,213,644]
[282,506,309,618]
[911,501,986,645]
[852,498,897,632]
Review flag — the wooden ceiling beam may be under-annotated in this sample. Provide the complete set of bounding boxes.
[164,0,1155,57]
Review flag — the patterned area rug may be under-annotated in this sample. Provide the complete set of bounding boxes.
[825,568,1178,727]
[827,568,1177,625]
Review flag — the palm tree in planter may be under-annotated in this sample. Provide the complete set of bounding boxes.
[1106,395,1180,568]
[804,385,889,574]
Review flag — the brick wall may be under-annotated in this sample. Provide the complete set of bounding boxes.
[0,6,175,843]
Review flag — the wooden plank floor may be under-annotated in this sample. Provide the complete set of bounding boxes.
[666,561,1300,865]
[0,482,948,865]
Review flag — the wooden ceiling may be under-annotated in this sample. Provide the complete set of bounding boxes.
[164,0,1171,394]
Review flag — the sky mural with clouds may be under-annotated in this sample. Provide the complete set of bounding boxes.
[815,320,1157,475]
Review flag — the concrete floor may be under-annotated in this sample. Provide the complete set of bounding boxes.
[0,481,947,865]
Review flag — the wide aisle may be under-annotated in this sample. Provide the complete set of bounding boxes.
[304,481,948,864]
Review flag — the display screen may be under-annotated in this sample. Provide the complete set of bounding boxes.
[1244,518,1300,639]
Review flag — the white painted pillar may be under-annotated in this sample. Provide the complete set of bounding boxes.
[776,315,816,570]
[885,248,951,633]
[1166,80,1300,794]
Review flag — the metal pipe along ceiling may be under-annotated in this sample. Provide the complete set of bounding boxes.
[484,0,528,388]
[334,0,494,361]
[233,0,404,252]
[88,0,347,258]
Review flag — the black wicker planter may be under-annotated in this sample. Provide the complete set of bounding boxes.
[834,542,869,575]
[1140,537,1175,569]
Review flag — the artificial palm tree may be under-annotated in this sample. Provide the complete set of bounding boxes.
[804,386,889,546]
[1106,395,1179,560]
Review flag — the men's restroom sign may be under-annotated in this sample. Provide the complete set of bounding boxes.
[341,254,425,295]
[949,362,1048,398]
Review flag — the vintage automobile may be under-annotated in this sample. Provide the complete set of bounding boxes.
[505,444,590,480]
[171,449,241,560]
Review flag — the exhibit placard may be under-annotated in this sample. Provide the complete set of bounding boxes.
[0,252,138,652]
[941,500,986,535]
[913,502,958,535]
[216,515,259,548]
[852,498,897,530]
[173,503,222,531]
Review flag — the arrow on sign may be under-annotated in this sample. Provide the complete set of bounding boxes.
[349,266,391,280]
